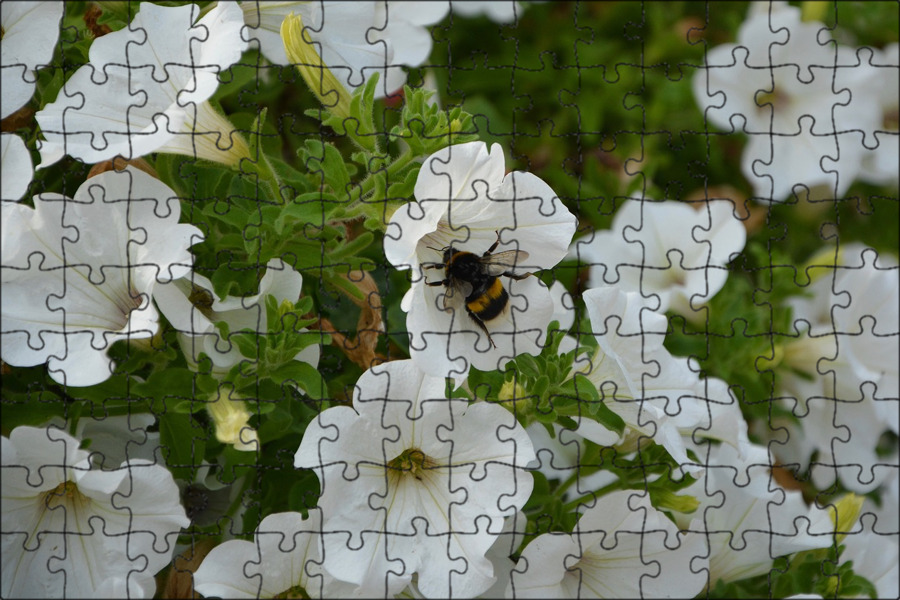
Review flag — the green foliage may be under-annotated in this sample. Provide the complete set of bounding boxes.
[709,544,879,599]
[5,3,898,597]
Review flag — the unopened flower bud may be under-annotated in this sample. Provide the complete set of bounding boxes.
[829,493,864,543]
[281,13,351,119]
[207,387,259,452]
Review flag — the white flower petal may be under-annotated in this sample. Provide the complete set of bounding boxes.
[510,491,707,598]
[195,510,325,598]
[576,200,744,315]
[35,2,247,167]
[1,167,203,386]
[389,142,576,381]
[686,443,832,584]
[0,1,63,118]
[1,133,33,202]
[296,360,534,598]
[2,426,188,598]
[693,4,883,202]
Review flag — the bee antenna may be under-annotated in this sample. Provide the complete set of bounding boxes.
[426,245,444,253]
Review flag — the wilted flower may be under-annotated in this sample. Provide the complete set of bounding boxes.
[384,141,577,384]
[295,359,535,598]
[0,1,63,118]
[1,425,189,598]
[36,2,249,168]
[573,199,746,317]
[507,490,708,598]
[692,2,882,201]
[0,167,203,386]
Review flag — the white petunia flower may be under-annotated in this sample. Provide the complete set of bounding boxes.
[548,280,576,330]
[773,244,899,493]
[0,167,203,386]
[1,133,33,202]
[857,43,899,187]
[1,425,189,598]
[384,141,577,384]
[840,522,899,599]
[35,2,249,169]
[68,413,161,468]
[242,1,448,97]
[193,510,339,598]
[693,3,882,201]
[573,286,732,474]
[294,359,535,599]
[0,1,63,118]
[507,490,708,598]
[679,443,833,585]
[573,199,746,317]
[154,258,320,377]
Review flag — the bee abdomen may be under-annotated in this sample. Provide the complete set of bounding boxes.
[467,279,508,321]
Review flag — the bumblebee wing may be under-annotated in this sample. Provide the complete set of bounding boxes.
[480,250,529,276]
[440,278,472,309]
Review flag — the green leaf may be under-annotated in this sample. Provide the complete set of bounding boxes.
[159,412,206,482]
[274,192,328,235]
[267,362,327,400]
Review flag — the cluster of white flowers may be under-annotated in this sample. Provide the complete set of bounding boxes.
[1,1,897,599]
[771,243,899,494]
[693,1,899,202]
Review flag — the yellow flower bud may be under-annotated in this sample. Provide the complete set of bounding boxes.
[207,387,259,452]
[801,1,829,22]
[829,493,864,544]
[281,12,351,119]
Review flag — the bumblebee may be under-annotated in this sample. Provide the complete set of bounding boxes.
[424,232,530,348]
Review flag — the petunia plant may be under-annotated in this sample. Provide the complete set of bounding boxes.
[1,2,896,599]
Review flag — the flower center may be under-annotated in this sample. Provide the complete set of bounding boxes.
[389,448,435,482]
[273,584,310,599]
[42,480,88,510]
[884,107,899,132]
[189,283,216,320]
[756,89,790,112]
[782,334,838,376]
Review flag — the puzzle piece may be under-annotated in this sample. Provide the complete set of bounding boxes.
[1,2,897,598]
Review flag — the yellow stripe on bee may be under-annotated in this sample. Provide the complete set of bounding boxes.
[467,279,505,312]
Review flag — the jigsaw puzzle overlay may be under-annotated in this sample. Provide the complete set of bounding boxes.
[1,1,897,598]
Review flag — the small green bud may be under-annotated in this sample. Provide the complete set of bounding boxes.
[653,490,700,515]
[499,379,527,402]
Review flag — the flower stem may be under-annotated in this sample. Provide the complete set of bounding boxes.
[340,150,417,225]
[560,478,627,513]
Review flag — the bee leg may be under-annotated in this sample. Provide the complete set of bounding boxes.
[484,230,502,256]
[466,308,497,348]
[425,279,449,287]
[503,271,532,280]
